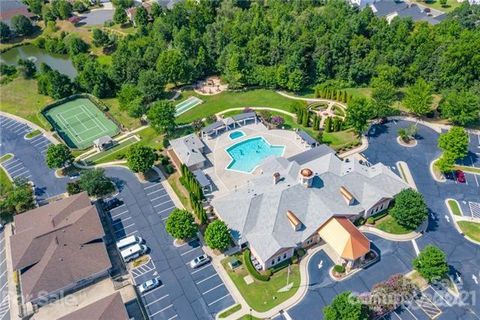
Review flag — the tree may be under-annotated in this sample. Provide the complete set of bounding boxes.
[92,28,110,47]
[45,144,73,169]
[11,15,34,36]
[147,101,176,134]
[439,0,447,7]
[134,6,149,27]
[371,77,396,118]
[390,189,428,230]
[413,245,448,283]
[118,83,142,110]
[436,152,456,173]
[138,69,166,103]
[403,78,432,116]
[156,49,191,85]
[26,0,44,15]
[165,209,198,240]
[324,292,368,320]
[51,0,73,20]
[66,36,89,55]
[438,126,469,161]
[346,97,372,136]
[78,168,115,198]
[66,181,83,195]
[204,220,230,251]
[126,145,155,173]
[368,274,417,316]
[73,0,87,13]
[0,178,35,217]
[440,90,480,126]
[42,5,57,23]
[0,22,11,41]
[17,59,36,78]
[37,64,75,99]
[113,7,128,25]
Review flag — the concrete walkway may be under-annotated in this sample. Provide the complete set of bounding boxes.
[359,226,421,241]
[276,91,348,109]
[216,107,296,119]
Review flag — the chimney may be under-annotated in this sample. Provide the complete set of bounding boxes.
[340,186,355,205]
[287,210,302,231]
[273,172,281,185]
[299,168,314,188]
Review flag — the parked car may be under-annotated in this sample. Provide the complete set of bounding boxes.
[138,278,161,294]
[120,244,148,262]
[189,254,210,269]
[455,170,466,183]
[103,198,123,211]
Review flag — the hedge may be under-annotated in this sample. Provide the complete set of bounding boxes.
[243,249,271,281]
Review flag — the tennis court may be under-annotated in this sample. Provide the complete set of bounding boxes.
[175,96,203,116]
[43,98,119,149]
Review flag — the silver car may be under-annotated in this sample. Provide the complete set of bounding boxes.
[189,254,210,269]
[138,278,161,294]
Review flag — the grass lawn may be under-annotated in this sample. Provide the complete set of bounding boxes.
[0,78,53,128]
[221,253,300,312]
[101,98,142,130]
[457,221,480,242]
[413,0,462,12]
[447,199,462,216]
[218,304,241,318]
[175,89,298,124]
[0,167,12,197]
[85,136,138,165]
[0,154,13,163]
[375,214,413,235]
[97,55,113,66]
[237,316,262,320]
[166,172,192,211]
[345,87,372,99]
[25,129,41,139]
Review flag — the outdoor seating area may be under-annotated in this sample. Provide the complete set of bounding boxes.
[201,112,258,138]
[295,130,319,149]
[194,76,228,95]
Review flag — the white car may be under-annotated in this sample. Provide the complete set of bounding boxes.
[189,254,210,269]
[138,278,161,294]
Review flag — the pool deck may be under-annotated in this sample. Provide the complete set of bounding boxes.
[202,123,306,196]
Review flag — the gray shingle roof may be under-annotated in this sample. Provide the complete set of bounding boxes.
[169,133,206,167]
[232,112,257,122]
[296,130,318,146]
[57,292,128,320]
[212,149,408,263]
[193,169,210,188]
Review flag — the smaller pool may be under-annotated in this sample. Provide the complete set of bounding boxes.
[229,130,245,140]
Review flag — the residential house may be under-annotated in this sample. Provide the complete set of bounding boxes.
[168,133,207,171]
[0,0,34,30]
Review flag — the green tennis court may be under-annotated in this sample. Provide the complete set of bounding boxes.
[43,98,119,149]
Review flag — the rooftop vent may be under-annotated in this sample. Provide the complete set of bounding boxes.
[340,186,355,205]
[299,168,314,188]
[273,172,281,185]
[287,210,302,231]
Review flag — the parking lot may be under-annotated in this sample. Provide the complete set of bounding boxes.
[0,115,68,202]
[0,231,9,320]
[104,167,235,319]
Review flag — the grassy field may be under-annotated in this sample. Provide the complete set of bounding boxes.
[375,214,413,235]
[0,167,12,197]
[101,98,142,130]
[447,199,462,216]
[413,0,462,12]
[221,253,300,312]
[166,172,192,211]
[85,136,138,164]
[0,154,13,163]
[0,78,53,128]
[218,304,241,318]
[457,221,480,242]
[175,89,298,124]
[25,129,41,139]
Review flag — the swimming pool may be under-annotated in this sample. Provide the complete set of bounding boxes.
[226,136,285,173]
[229,130,245,140]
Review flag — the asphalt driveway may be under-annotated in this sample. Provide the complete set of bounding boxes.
[103,167,235,320]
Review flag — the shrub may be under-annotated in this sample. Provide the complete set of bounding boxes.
[366,217,375,225]
[333,265,345,274]
[243,249,270,281]
[66,181,82,195]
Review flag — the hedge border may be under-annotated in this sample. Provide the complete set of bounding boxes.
[243,249,271,282]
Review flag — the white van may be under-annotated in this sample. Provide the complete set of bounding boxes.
[116,235,143,250]
[120,244,148,262]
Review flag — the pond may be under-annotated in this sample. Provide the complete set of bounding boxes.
[0,44,77,78]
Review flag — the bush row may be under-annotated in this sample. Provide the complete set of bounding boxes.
[243,249,271,282]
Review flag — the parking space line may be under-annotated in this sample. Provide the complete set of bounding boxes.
[154,200,172,208]
[147,189,163,196]
[141,285,164,298]
[115,222,135,230]
[111,210,128,218]
[191,264,212,275]
[112,217,132,225]
[125,230,138,237]
[29,135,43,142]
[202,283,223,295]
[144,183,161,190]
[145,294,169,307]
[150,304,173,317]
[181,247,200,256]
[196,274,217,285]
[158,206,175,215]
[208,294,230,306]
[429,286,452,306]
[13,170,30,178]
[5,162,22,170]
[9,166,25,174]
[151,194,169,202]
[167,315,178,320]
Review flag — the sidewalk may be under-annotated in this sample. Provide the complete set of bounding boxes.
[4,223,21,320]
[360,225,421,241]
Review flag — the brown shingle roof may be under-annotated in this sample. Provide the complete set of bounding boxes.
[57,292,128,320]
[10,193,111,302]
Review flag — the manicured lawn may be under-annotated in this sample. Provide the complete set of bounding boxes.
[413,0,462,13]
[101,98,142,130]
[0,154,13,163]
[457,221,480,242]
[221,253,300,312]
[218,304,241,318]
[0,78,53,128]
[97,55,112,66]
[375,214,413,235]
[85,136,138,165]
[25,129,41,139]
[166,172,192,211]
[0,167,12,197]
[175,89,298,124]
[237,316,261,320]
[447,199,462,216]
[345,87,372,99]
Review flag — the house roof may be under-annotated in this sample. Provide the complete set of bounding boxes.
[370,1,443,24]
[296,130,317,146]
[193,169,210,188]
[318,217,370,260]
[0,0,34,25]
[57,292,128,320]
[212,148,407,263]
[93,135,112,146]
[10,193,111,302]
[232,112,256,122]
[202,120,225,135]
[169,133,206,167]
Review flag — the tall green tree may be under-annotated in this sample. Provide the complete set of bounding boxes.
[156,49,191,86]
[403,78,432,116]
[413,245,449,283]
[165,209,198,240]
[138,69,166,103]
[126,145,155,173]
[78,169,115,198]
[438,126,469,161]
[17,59,36,78]
[134,6,149,27]
[11,15,34,36]
[0,22,11,41]
[113,7,128,25]
[346,97,372,136]
[440,90,480,126]
[324,292,368,320]
[390,189,428,230]
[204,220,230,251]
[147,101,176,134]
[371,77,396,117]
[45,144,73,169]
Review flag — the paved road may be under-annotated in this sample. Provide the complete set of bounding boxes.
[79,9,114,26]
[288,120,480,319]
[0,115,68,202]
[0,231,9,320]
[104,167,235,320]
